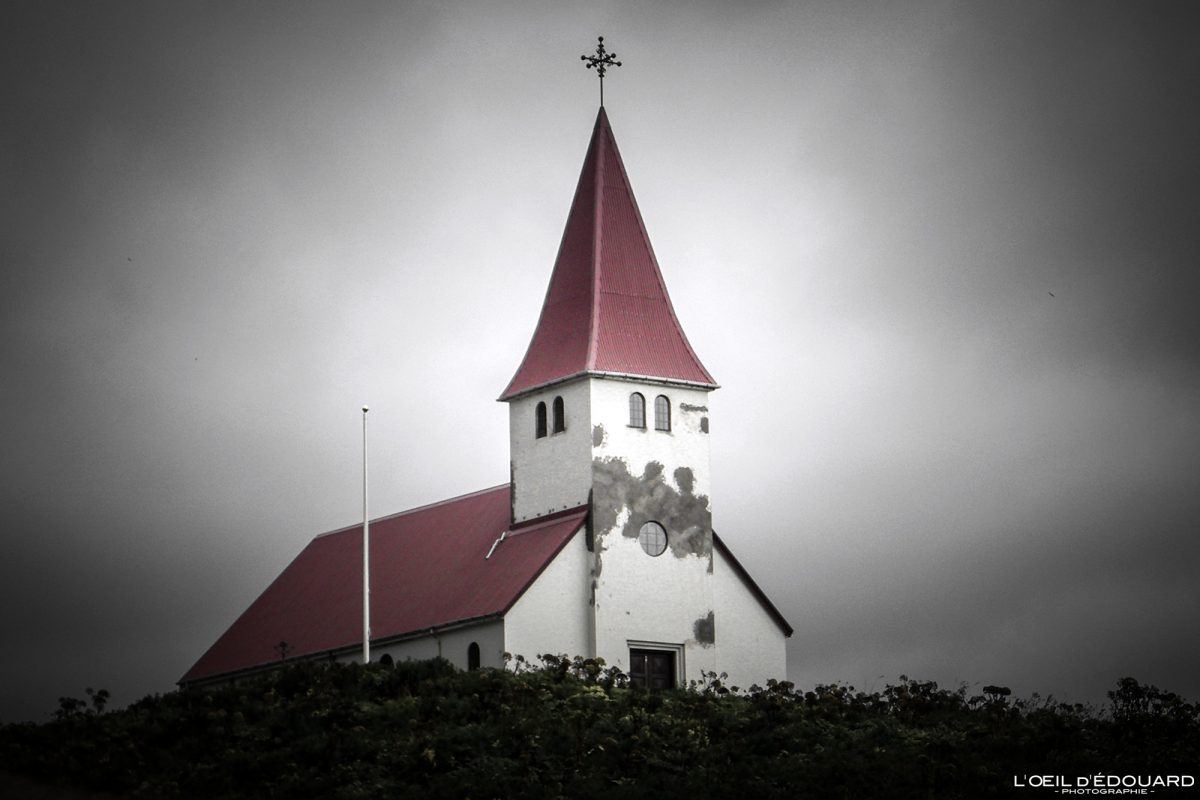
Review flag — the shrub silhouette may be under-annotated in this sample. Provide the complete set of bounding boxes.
[1,661,1197,799]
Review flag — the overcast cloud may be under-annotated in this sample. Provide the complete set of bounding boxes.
[2,0,1198,723]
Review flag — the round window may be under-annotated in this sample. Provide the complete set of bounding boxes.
[638,521,668,557]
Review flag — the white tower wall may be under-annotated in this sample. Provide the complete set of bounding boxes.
[587,378,717,683]
[508,379,593,523]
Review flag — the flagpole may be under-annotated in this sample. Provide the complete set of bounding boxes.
[362,405,370,664]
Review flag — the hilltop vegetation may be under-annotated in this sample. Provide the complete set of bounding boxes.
[2,655,1197,799]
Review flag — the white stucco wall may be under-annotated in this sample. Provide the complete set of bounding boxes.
[508,379,593,523]
[503,525,591,661]
[591,531,716,681]
[589,378,717,684]
[589,379,713,499]
[712,545,789,688]
[355,619,506,671]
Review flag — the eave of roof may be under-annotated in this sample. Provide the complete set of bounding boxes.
[499,107,716,401]
[180,612,506,689]
[713,531,794,637]
[180,485,587,684]
[499,368,720,403]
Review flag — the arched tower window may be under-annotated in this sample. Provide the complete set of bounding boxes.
[552,396,566,433]
[654,395,671,432]
[629,392,646,429]
[467,642,481,671]
[535,401,547,438]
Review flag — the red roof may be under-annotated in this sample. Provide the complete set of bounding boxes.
[181,485,585,684]
[499,108,717,400]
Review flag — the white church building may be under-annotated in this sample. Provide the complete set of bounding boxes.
[181,106,791,692]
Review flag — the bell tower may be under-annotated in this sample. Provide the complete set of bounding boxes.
[499,104,720,684]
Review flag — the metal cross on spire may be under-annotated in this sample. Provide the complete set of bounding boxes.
[581,36,621,107]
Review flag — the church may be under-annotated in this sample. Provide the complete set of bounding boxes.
[181,100,792,692]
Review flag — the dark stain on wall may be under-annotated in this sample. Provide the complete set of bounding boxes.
[679,403,708,413]
[509,461,517,523]
[592,423,606,448]
[592,456,711,560]
[674,467,694,495]
[694,610,715,645]
[700,417,709,434]
[591,513,609,579]
[585,489,595,552]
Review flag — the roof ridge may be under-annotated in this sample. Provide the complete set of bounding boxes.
[585,107,607,373]
[315,483,509,539]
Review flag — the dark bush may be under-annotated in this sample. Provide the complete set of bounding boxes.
[1,661,1196,799]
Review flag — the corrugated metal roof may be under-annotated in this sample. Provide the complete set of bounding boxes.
[500,107,717,400]
[181,485,585,684]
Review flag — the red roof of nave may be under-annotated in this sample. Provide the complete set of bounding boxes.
[499,107,717,400]
[181,485,586,684]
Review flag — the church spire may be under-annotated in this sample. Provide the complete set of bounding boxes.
[499,108,717,401]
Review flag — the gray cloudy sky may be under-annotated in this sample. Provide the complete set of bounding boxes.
[3,1,1198,723]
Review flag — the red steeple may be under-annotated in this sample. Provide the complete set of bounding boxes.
[500,108,717,401]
